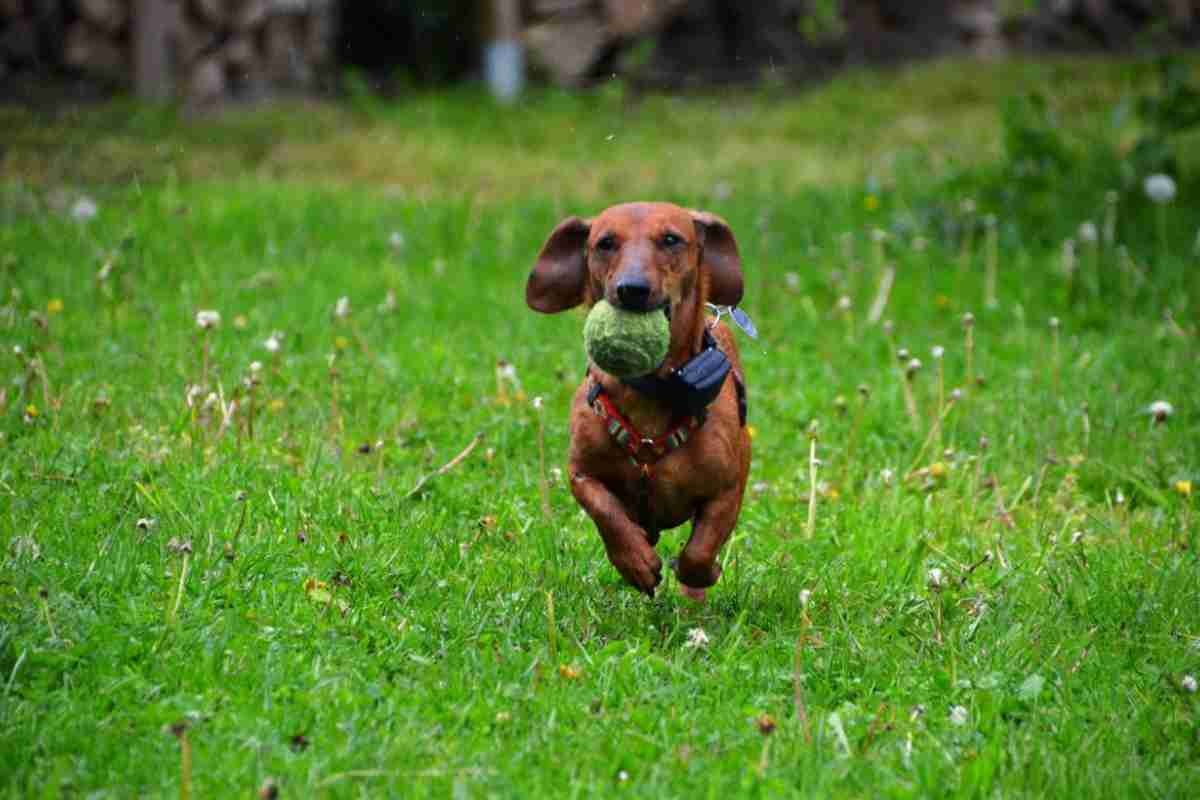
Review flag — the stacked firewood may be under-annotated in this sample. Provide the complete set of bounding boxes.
[0,0,335,105]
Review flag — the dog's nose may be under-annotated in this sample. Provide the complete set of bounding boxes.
[616,277,652,310]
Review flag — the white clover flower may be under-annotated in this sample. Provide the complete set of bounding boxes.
[880,468,895,486]
[532,396,543,411]
[334,297,351,319]
[202,392,219,410]
[264,332,282,353]
[931,345,945,360]
[1182,675,1198,693]
[950,388,963,402]
[135,517,157,531]
[949,705,969,726]
[784,272,801,289]
[1078,221,1098,243]
[927,567,946,590]
[185,384,204,408]
[71,196,98,222]
[248,361,263,375]
[905,358,923,376]
[1144,174,1177,204]
[1048,316,1060,330]
[1148,400,1174,423]
[195,310,221,330]
[799,589,812,608]
[685,627,710,649]
[837,295,852,312]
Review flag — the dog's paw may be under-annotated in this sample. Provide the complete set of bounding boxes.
[608,541,663,597]
[672,552,721,590]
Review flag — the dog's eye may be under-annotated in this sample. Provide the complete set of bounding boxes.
[595,234,617,253]
[661,233,684,248]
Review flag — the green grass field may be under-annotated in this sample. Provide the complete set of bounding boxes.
[2,57,1199,797]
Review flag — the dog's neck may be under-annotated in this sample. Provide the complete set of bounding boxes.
[593,293,707,437]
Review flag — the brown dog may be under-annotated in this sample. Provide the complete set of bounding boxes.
[526,202,751,599]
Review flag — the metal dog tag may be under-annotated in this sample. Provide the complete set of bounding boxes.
[730,307,758,339]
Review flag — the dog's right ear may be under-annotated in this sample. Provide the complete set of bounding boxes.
[526,216,591,313]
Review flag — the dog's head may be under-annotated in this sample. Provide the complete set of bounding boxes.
[525,202,743,315]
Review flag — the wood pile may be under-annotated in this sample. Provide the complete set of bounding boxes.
[522,0,1200,88]
[524,0,686,86]
[0,0,336,105]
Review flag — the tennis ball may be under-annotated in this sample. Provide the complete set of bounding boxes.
[583,300,670,378]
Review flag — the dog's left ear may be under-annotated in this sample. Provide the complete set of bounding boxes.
[690,210,744,307]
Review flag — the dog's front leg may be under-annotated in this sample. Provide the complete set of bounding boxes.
[674,485,744,597]
[570,471,663,596]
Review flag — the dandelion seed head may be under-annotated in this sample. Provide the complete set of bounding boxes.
[264,332,282,353]
[71,196,98,222]
[1144,173,1177,204]
[931,345,945,360]
[1148,400,1174,423]
[1182,675,1198,693]
[685,627,710,649]
[334,297,351,319]
[949,705,969,726]
[927,567,945,590]
[195,310,221,330]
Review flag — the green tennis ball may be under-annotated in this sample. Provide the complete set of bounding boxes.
[583,300,670,378]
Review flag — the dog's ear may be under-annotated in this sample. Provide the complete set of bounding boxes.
[690,210,744,307]
[526,216,591,313]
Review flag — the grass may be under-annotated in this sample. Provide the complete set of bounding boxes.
[1,56,1199,797]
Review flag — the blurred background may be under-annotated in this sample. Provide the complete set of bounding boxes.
[1,0,1198,107]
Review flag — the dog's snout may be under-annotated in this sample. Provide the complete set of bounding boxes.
[616,277,652,310]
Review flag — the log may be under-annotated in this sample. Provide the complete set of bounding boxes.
[64,18,126,77]
[525,11,609,85]
[263,11,308,86]
[603,0,685,37]
[221,32,253,67]
[189,0,226,27]
[78,0,128,34]
[304,2,335,66]
[188,54,225,104]
[231,0,266,31]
